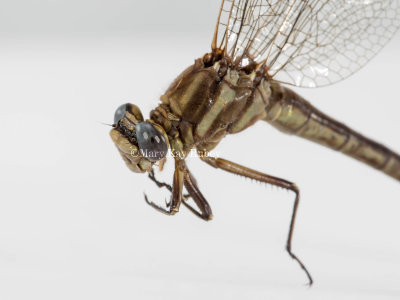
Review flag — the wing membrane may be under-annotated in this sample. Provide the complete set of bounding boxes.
[213,0,400,87]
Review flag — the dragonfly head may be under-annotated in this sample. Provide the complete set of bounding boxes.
[109,103,169,173]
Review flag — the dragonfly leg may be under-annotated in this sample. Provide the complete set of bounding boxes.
[181,168,213,221]
[200,155,313,286]
[148,169,173,192]
[147,164,213,220]
[144,160,184,216]
[148,168,191,203]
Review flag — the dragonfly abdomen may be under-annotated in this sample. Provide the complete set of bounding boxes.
[264,83,400,181]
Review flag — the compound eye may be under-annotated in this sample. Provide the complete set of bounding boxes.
[114,103,128,124]
[135,122,168,162]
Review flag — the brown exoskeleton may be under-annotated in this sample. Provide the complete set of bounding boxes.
[110,0,400,285]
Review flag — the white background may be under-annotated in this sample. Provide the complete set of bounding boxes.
[0,0,400,299]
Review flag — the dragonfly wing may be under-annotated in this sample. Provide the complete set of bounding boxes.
[213,0,400,87]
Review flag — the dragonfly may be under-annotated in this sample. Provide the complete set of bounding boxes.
[109,0,400,285]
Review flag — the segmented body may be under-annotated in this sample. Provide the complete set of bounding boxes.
[150,55,400,182]
[151,57,268,154]
[110,0,400,286]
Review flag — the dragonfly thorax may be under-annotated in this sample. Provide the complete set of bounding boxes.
[155,54,271,153]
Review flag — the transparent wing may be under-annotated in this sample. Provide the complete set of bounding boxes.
[212,0,400,87]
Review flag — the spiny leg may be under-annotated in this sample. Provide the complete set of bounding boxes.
[147,169,173,208]
[144,160,183,215]
[148,169,190,206]
[147,165,213,221]
[200,155,313,285]
[182,169,213,221]
[148,169,172,192]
